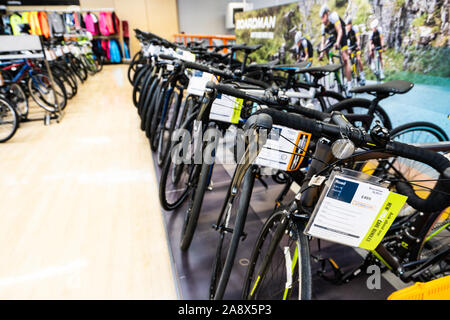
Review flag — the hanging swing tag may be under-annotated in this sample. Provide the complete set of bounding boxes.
[305,169,407,251]
[210,93,244,124]
[254,125,311,171]
[186,71,216,96]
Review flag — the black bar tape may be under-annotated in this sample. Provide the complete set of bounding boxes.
[387,141,450,212]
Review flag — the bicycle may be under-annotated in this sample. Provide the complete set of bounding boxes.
[371,46,384,83]
[240,107,450,299]
[0,58,67,113]
[348,44,364,88]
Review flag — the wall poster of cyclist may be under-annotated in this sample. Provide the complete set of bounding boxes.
[234,0,450,87]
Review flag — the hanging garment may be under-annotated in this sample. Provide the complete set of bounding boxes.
[64,13,74,33]
[73,11,80,28]
[112,12,120,34]
[101,40,110,60]
[122,20,129,38]
[78,12,85,29]
[48,12,65,36]
[109,39,122,63]
[28,11,42,35]
[21,12,30,24]
[105,12,115,35]
[38,11,50,38]
[98,12,110,36]
[123,40,130,59]
[1,16,12,35]
[9,13,23,35]
[84,12,98,35]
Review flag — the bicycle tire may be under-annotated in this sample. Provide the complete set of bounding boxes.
[141,76,159,131]
[0,96,19,143]
[150,81,170,151]
[179,161,212,251]
[411,207,450,281]
[27,72,66,113]
[157,90,180,166]
[390,122,449,142]
[180,125,217,251]
[133,65,151,108]
[7,82,29,120]
[128,52,143,84]
[327,97,392,130]
[242,211,312,300]
[145,80,163,139]
[210,167,256,300]
[317,90,344,111]
[159,112,198,211]
[138,71,156,119]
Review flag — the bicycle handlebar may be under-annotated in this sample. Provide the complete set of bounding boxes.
[255,108,450,213]
[206,82,330,121]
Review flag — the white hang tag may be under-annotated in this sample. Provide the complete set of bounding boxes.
[305,170,407,251]
[254,125,311,171]
[187,71,215,96]
[210,93,243,124]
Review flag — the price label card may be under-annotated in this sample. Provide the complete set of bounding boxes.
[45,49,56,61]
[62,46,70,54]
[305,171,407,250]
[55,47,63,57]
[187,70,215,96]
[210,93,243,124]
[254,125,311,171]
[176,49,196,62]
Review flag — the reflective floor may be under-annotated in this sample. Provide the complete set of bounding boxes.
[0,65,177,299]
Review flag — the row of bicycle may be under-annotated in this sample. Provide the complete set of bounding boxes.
[130,30,449,300]
[0,38,103,143]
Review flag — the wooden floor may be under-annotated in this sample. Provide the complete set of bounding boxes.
[0,65,177,299]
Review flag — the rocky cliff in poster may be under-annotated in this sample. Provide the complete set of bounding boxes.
[235,0,449,86]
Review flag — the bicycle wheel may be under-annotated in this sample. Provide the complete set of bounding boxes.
[391,122,449,143]
[133,65,151,108]
[210,166,256,300]
[128,52,144,84]
[357,122,448,194]
[159,112,198,211]
[327,97,392,130]
[138,71,156,119]
[144,79,163,140]
[27,72,67,113]
[412,206,450,281]
[6,83,29,120]
[0,96,19,143]
[242,211,312,300]
[317,90,344,111]
[180,124,220,251]
[150,82,170,151]
[157,89,181,166]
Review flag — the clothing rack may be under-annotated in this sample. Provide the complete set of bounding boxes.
[5,7,115,13]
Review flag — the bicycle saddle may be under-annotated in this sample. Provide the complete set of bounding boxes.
[298,64,342,74]
[246,59,279,71]
[272,61,311,72]
[231,44,263,54]
[350,80,414,95]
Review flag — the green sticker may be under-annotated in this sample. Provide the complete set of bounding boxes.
[359,192,408,250]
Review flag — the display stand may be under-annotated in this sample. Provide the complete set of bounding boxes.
[0,35,63,125]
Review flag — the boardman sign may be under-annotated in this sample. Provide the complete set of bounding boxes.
[235,15,277,30]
